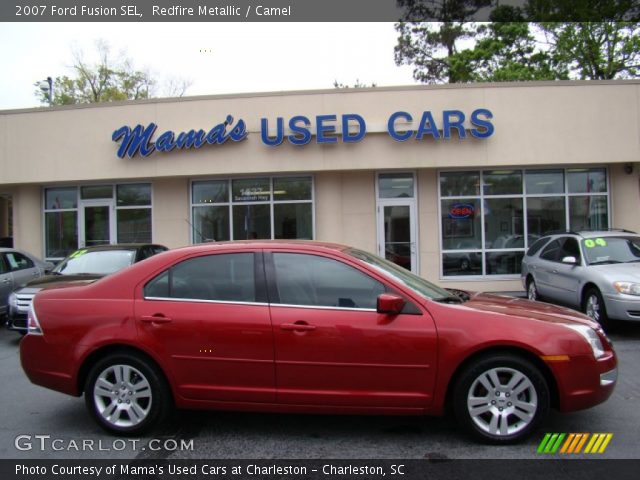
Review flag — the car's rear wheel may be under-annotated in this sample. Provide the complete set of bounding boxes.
[453,354,549,444]
[583,288,609,327]
[84,353,171,435]
[526,277,539,301]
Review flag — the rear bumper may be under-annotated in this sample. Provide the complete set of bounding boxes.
[20,334,79,397]
[549,352,617,412]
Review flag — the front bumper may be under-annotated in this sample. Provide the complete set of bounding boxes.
[6,314,27,333]
[603,293,640,321]
[549,352,617,412]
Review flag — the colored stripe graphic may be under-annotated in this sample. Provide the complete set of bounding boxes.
[537,433,565,454]
[539,433,613,454]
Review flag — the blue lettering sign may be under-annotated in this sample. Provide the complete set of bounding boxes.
[342,114,366,143]
[261,117,284,146]
[288,116,312,145]
[112,115,247,158]
[316,115,337,144]
[470,108,494,138]
[387,111,413,142]
[442,110,466,139]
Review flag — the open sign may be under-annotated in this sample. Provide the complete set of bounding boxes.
[450,203,475,219]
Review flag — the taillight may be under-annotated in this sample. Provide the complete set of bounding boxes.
[27,304,43,335]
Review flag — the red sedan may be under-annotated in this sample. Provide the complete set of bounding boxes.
[20,241,617,443]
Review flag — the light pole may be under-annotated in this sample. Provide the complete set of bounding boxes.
[39,77,53,106]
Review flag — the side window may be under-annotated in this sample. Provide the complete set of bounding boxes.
[144,253,255,302]
[526,237,550,257]
[540,239,561,262]
[273,253,386,309]
[5,252,34,271]
[559,237,580,261]
[0,255,7,274]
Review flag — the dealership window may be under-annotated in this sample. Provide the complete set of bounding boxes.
[439,168,609,277]
[191,176,313,243]
[43,183,153,261]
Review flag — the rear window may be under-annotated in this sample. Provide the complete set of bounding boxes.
[54,250,136,275]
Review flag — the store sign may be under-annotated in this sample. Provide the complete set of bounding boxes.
[112,115,247,159]
[449,203,475,219]
[112,109,494,158]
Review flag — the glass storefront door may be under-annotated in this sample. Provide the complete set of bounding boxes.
[79,200,115,247]
[376,173,418,273]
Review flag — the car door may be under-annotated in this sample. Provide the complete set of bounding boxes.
[267,250,438,409]
[3,251,41,288]
[548,237,583,306]
[134,250,275,403]
[534,239,562,300]
[0,255,13,315]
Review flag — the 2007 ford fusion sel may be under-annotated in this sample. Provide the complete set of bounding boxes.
[20,241,617,443]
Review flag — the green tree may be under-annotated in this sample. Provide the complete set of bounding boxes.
[35,40,191,105]
[394,1,493,83]
[540,22,640,79]
[449,22,567,82]
[395,1,640,83]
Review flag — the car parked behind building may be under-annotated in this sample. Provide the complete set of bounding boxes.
[521,229,640,326]
[21,240,616,443]
[6,243,167,334]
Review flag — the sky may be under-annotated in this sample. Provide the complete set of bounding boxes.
[0,22,419,110]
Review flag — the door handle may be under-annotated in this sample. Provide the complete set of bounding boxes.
[2,278,11,284]
[280,322,316,332]
[140,314,172,324]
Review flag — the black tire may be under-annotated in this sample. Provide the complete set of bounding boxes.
[526,277,540,301]
[84,352,171,435]
[582,288,609,328]
[453,354,550,444]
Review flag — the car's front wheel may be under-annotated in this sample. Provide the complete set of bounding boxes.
[453,354,550,443]
[84,353,171,435]
[583,288,609,327]
[527,277,539,301]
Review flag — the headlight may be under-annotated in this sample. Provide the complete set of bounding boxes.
[565,324,606,359]
[613,281,640,296]
[8,292,17,313]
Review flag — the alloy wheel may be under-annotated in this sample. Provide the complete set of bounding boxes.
[93,364,152,428]
[585,294,602,323]
[466,367,538,437]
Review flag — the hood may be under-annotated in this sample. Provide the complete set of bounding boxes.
[461,292,597,328]
[21,273,104,289]
[591,262,640,281]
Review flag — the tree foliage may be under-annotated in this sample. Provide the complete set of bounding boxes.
[35,40,191,105]
[395,1,640,83]
[333,79,377,89]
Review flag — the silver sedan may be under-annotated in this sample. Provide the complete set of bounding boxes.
[521,230,640,327]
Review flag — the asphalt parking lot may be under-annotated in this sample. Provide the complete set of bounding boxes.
[1,319,639,461]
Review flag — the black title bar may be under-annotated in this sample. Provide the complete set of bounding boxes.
[2,1,639,22]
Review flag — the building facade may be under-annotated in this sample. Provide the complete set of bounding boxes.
[1,81,639,292]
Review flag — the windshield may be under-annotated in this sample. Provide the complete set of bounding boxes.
[346,248,459,301]
[582,236,640,265]
[53,249,136,275]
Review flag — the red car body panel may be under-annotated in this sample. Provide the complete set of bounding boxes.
[20,241,616,419]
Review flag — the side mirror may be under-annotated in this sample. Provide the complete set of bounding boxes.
[561,256,578,265]
[43,261,55,272]
[377,293,405,315]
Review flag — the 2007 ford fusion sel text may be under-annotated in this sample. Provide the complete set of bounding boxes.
[20,241,617,443]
